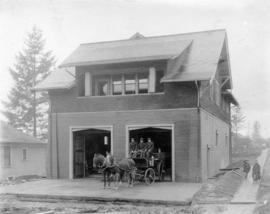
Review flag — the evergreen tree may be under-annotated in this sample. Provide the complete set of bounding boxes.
[231,106,245,137]
[252,121,263,146]
[2,27,55,140]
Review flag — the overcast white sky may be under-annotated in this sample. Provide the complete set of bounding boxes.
[0,0,270,137]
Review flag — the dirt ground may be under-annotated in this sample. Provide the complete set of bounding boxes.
[0,195,193,214]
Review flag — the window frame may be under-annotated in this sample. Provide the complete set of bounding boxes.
[22,148,27,161]
[112,75,123,95]
[94,76,110,96]
[124,74,136,95]
[1,145,11,167]
[91,71,160,97]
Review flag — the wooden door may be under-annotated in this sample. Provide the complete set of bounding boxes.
[74,133,85,178]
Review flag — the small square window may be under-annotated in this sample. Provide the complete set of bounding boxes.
[216,130,219,146]
[22,149,27,161]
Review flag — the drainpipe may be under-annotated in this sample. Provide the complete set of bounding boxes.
[195,81,200,108]
[195,81,201,182]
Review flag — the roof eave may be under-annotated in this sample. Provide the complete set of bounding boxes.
[222,91,239,106]
[161,77,210,83]
[33,81,76,91]
[60,55,174,68]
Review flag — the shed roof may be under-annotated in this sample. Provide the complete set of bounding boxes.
[35,29,227,90]
[34,67,75,91]
[0,121,46,144]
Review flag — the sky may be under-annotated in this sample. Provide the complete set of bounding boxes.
[0,0,270,137]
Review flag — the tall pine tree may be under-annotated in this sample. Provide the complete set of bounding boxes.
[2,27,55,140]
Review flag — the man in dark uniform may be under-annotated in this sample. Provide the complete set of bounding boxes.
[243,160,251,179]
[252,160,261,182]
[129,138,138,158]
[137,138,146,158]
[145,138,154,159]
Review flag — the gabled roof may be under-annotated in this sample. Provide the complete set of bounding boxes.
[35,29,228,91]
[0,121,46,144]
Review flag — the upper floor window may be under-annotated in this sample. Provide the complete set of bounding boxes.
[82,68,164,97]
[112,75,122,95]
[210,79,220,106]
[125,74,136,94]
[94,76,109,96]
[138,73,149,94]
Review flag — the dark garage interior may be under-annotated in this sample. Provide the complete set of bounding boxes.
[73,128,111,178]
[129,127,172,181]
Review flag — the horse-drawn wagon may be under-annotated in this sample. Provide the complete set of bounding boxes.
[132,152,165,185]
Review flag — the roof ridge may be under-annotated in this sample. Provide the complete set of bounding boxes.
[79,28,226,46]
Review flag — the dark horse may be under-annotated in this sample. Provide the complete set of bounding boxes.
[93,153,136,189]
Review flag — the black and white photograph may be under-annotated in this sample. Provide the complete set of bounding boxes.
[0,0,270,213]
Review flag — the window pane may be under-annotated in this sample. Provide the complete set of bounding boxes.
[125,74,135,94]
[138,73,148,94]
[98,81,108,96]
[23,149,27,161]
[94,76,109,96]
[4,146,11,166]
[113,75,122,95]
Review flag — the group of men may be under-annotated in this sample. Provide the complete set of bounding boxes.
[243,160,261,182]
[129,137,154,158]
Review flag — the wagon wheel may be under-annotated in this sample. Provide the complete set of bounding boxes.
[157,161,165,181]
[144,168,155,185]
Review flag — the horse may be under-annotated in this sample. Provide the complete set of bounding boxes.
[93,153,136,189]
[93,153,115,188]
[117,158,136,188]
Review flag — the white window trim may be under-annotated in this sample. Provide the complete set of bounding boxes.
[88,68,162,97]
[125,124,175,182]
[69,125,114,179]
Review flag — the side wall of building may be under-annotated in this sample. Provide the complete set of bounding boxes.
[48,108,201,182]
[0,143,47,179]
[200,109,230,181]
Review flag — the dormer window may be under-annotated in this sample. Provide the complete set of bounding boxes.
[95,76,109,96]
[138,73,149,94]
[81,67,164,97]
[112,75,122,95]
[125,74,136,94]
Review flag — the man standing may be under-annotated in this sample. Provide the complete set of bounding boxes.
[146,138,154,159]
[129,138,138,158]
[252,160,261,183]
[243,160,251,179]
[103,151,114,167]
[137,138,146,158]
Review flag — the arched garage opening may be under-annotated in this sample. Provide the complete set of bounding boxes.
[128,126,173,181]
[73,128,111,178]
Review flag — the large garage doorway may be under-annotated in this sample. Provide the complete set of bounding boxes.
[127,125,174,181]
[72,127,112,178]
